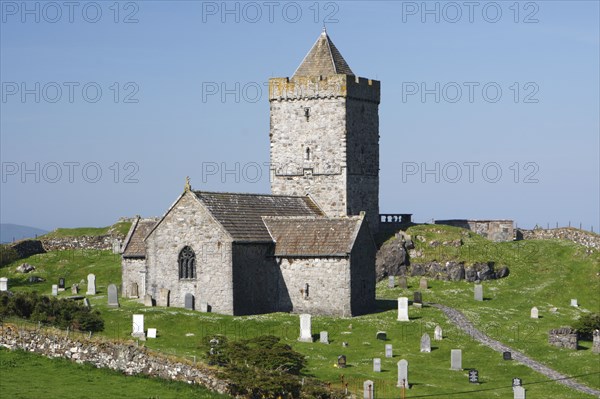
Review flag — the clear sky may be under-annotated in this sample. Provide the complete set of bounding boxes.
[1,0,598,231]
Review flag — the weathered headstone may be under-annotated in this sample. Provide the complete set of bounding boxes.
[419,277,428,290]
[413,291,423,308]
[474,284,483,301]
[363,380,374,399]
[129,282,138,298]
[184,293,194,310]
[530,307,538,319]
[52,284,58,296]
[157,288,170,307]
[147,328,157,339]
[397,297,409,321]
[420,333,431,352]
[298,314,312,342]
[376,331,387,340]
[320,331,329,344]
[83,298,90,308]
[513,385,526,399]
[397,359,409,388]
[337,355,346,368]
[451,349,462,370]
[86,274,96,295]
[388,276,395,288]
[434,325,443,340]
[0,277,8,291]
[503,351,512,360]
[58,277,65,291]
[385,344,393,358]
[468,369,479,384]
[199,302,210,312]
[132,314,145,338]
[107,284,119,307]
[570,298,578,307]
[398,277,407,289]
[144,294,153,307]
[71,284,79,294]
[373,358,381,372]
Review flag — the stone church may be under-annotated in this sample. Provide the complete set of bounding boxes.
[121,30,383,317]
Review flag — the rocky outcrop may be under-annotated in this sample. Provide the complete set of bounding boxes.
[404,261,508,282]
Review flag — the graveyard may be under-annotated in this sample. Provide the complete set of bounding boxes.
[0,224,599,398]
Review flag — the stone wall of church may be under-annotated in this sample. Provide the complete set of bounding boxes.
[121,258,145,298]
[350,220,377,315]
[277,257,352,317]
[145,192,235,314]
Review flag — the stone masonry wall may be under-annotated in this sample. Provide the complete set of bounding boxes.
[435,220,514,242]
[519,228,600,250]
[0,325,229,395]
[349,220,377,315]
[548,327,578,350]
[121,258,145,298]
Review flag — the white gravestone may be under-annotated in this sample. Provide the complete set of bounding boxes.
[388,276,395,288]
[298,314,312,342]
[52,284,58,296]
[147,328,157,339]
[420,333,431,353]
[385,344,393,358]
[363,380,374,399]
[530,307,539,319]
[373,358,381,372]
[397,297,409,321]
[397,359,409,389]
[451,349,462,370]
[86,274,96,295]
[474,284,483,301]
[434,325,443,340]
[513,385,526,399]
[0,277,7,291]
[132,314,145,337]
[570,299,578,307]
[320,331,329,344]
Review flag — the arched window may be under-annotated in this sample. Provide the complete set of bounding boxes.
[178,246,196,279]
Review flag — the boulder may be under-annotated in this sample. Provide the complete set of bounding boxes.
[446,261,465,281]
[375,236,408,281]
[16,263,35,273]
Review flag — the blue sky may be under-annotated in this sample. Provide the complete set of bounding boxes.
[1,1,598,231]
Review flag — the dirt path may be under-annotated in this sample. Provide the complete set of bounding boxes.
[430,303,600,398]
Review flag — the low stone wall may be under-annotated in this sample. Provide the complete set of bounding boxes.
[435,220,514,242]
[548,327,578,350]
[0,324,229,395]
[41,236,122,252]
[519,228,600,250]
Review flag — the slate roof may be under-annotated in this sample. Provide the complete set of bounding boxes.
[122,218,158,258]
[293,30,354,77]
[194,191,324,242]
[262,216,363,257]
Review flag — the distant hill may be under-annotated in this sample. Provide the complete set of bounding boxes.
[0,224,49,244]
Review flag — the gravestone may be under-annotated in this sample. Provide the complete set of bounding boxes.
[157,288,170,307]
[144,294,153,307]
[420,333,431,353]
[388,276,395,288]
[397,359,409,388]
[434,325,443,340]
[503,351,512,360]
[147,328,157,339]
[71,284,79,294]
[570,299,578,307]
[83,298,90,308]
[530,307,538,319]
[413,291,423,308]
[474,284,483,301]
[468,369,479,384]
[451,349,462,370]
[58,278,65,291]
[184,293,194,310]
[298,314,312,342]
[86,274,96,295]
[0,277,8,291]
[512,377,522,387]
[376,331,387,340]
[337,355,346,368]
[107,284,119,307]
[363,380,374,399]
[385,344,393,358]
[398,277,408,289]
[342,342,349,347]
[129,282,138,298]
[199,302,210,312]
[419,277,428,289]
[52,284,58,296]
[397,297,409,321]
[373,358,381,372]
[132,314,145,338]
[513,385,526,399]
[320,331,329,344]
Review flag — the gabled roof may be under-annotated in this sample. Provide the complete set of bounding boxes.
[194,191,324,242]
[122,217,158,258]
[262,216,364,257]
[293,29,354,77]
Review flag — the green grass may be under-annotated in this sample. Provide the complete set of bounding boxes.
[1,225,599,398]
[0,348,229,399]
[40,221,132,239]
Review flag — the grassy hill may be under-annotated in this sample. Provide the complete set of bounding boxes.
[40,220,132,239]
[0,224,598,398]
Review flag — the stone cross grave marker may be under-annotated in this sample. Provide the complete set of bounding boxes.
[132,314,145,338]
[399,277,407,289]
[570,299,578,307]
[58,277,65,291]
[420,333,431,352]
[86,274,96,295]
[298,314,312,342]
[397,359,409,388]
[474,284,483,301]
[0,277,7,292]
[320,331,329,344]
[363,380,374,399]
[184,293,194,310]
[147,328,157,339]
[397,297,409,321]
[530,307,538,319]
[419,277,428,290]
[385,344,393,358]
[157,288,170,307]
[434,325,443,340]
[107,284,119,307]
[144,294,153,307]
[388,276,395,288]
[468,369,479,384]
[337,355,346,368]
[451,349,462,370]
[413,291,423,308]
[513,385,526,399]
[52,284,58,296]
[376,331,387,340]
[512,377,522,387]
[373,358,381,372]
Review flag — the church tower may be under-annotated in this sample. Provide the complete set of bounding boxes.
[269,30,381,232]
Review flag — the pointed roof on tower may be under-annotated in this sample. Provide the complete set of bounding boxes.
[293,28,354,77]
